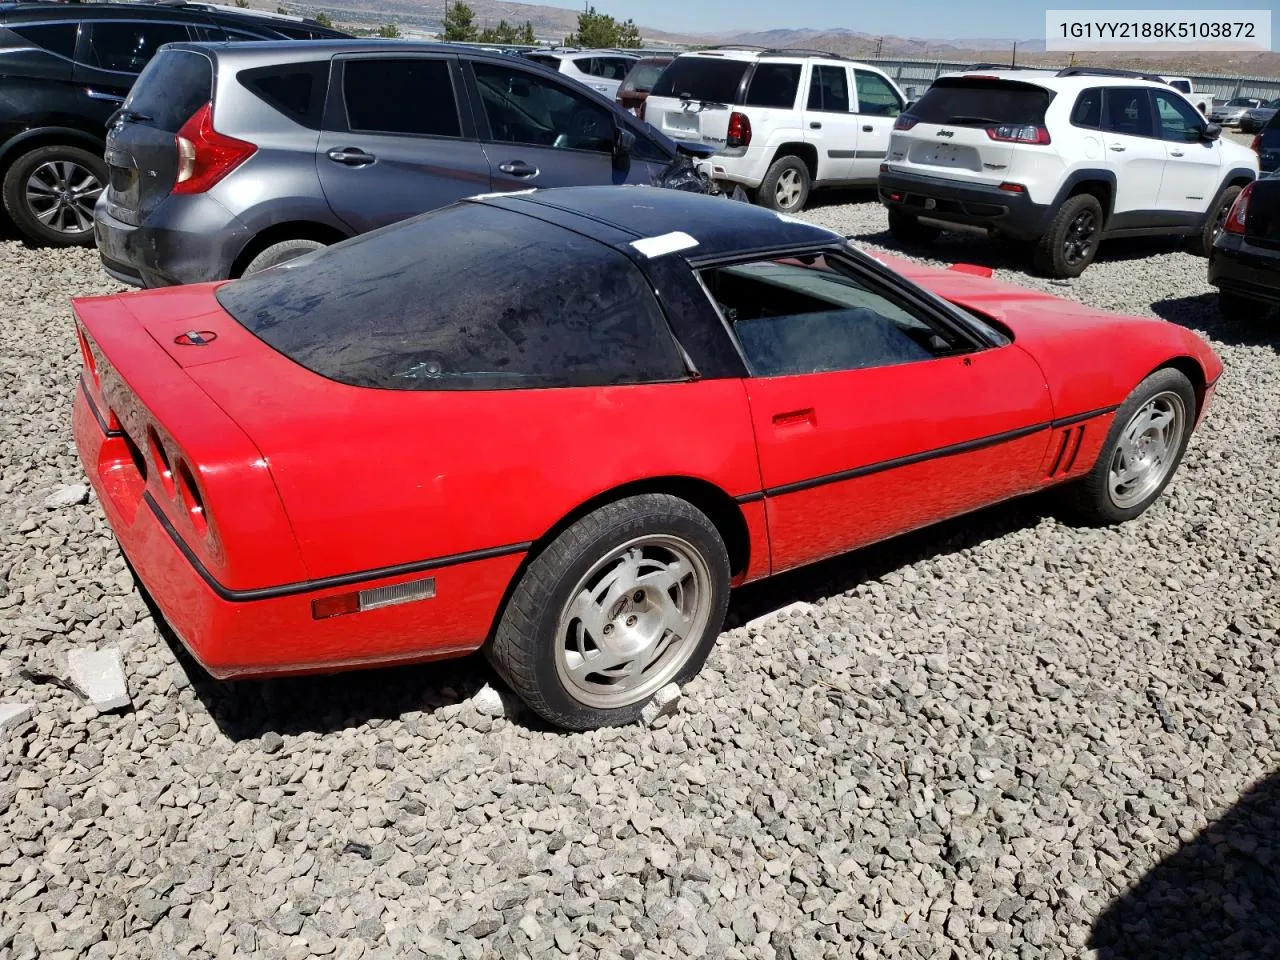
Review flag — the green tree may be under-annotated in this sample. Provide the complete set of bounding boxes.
[377,22,401,37]
[519,20,536,44]
[442,1,477,42]
[313,11,332,26]
[564,6,642,48]
[478,19,520,44]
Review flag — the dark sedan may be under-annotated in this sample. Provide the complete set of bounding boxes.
[1209,171,1280,321]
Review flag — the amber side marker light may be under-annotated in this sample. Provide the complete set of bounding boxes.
[311,577,437,620]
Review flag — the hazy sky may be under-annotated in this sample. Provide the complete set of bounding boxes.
[575,0,1277,40]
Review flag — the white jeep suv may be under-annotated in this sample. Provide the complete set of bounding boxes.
[523,50,640,100]
[642,48,908,212]
[879,67,1259,277]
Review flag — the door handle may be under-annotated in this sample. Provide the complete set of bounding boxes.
[809,121,822,129]
[498,160,540,178]
[327,147,376,166]
[862,125,873,132]
[1170,150,1185,157]
[772,408,815,428]
[1108,144,1126,152]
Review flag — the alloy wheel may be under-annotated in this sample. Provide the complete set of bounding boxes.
[775,169,803,210]
[1062,209,1098,265]
[25,160,102,236]
[555,534,713,709]
[1108,391,1187,509]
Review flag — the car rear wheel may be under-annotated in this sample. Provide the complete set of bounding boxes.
[887,209,941,246]
[487,494,730,730]
[759,156,811,213]
[2,144,106,247]
[1059,368,1196,525]
[241,238,327,277]
[1188,184,1241,257]
[1033,193,1103,278]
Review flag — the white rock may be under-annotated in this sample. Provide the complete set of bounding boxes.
[470,682,515,719]
[0,702,36,738]
[43,484,89,509]
[65,647,131,713]
[744,601,814,632]
[641,683,682,726]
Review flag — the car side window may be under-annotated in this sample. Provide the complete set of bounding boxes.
[744,63,801,109]
[807,65,850,113]
[700,254,969,377]
[1152,90,1204,143]
[1071,88,1102,128]
[1101,87,1154,138]
[10,23,79,59]
[343,58,461,138]
[473,61,614,154]
[853,70,903,117]
[82,21,191,73]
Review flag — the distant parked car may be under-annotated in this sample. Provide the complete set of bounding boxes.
[95,40,701,288]
[1254,112,1280,173]
[880,67,1259,277]
[1209,171,1280,321]
[1209,97,1266,127]
[73,186,1222,729]
[642,48,908,213]
[1160,75,1210,115]
[1240,98,1280,133]
[0,0,348,246]
[522,49,639,99]
[616,56,672,119]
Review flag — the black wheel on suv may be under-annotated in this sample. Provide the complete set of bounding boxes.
[1188,184,1242,257]
[887,209,941,246]
[2,144,106,247]
[1033,192,1103,278]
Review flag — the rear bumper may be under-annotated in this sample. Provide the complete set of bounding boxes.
[93,194,251,289]
[1209,235,1280,307]
[878,169,1052,240]
[74,383,521,678]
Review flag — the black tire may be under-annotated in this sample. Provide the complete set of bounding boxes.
[1,144,106,247]
[758,155,811,213]
[1032,192,1104,278]
[1058,368,1197,526]
[241,238,327,277]
[887,209,940,245]
[486,494,731,730]
[1187,184,1241,257]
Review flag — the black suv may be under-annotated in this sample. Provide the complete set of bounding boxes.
[0,1,348,245]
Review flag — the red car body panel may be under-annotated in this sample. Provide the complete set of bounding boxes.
[70,221,1223,681]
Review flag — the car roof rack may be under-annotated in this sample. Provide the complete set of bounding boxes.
[759,47,858,61]
[1055,66,1166,83]
[965,62,1040,71]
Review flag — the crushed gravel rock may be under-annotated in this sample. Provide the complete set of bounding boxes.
[1,201,1278,960]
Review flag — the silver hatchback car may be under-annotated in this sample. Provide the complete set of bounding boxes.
[94,40,688,287]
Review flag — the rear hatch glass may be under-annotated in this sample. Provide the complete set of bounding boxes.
[215,203,686,390]
[896,77,1054,183]
[103,49,213,226]
[620,60,668,94]
[647,56,749,145]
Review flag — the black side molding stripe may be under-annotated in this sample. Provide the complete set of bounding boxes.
[735,491,765,505]
[81,379,121,438]
[141,492,530,604]
[739,405,1120,502]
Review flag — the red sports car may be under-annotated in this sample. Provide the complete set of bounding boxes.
[72,187,1222,730]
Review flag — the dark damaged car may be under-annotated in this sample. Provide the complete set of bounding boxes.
[95,40,728,288]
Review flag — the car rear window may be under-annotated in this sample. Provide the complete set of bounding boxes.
[907,77,1054,126]
[215,203,688,391]
[620,60,668,93]
[650,56,748,104]
[9,22,78,58]
[238,61,328,128]
[122,49,213,132]
[744,63,801,108]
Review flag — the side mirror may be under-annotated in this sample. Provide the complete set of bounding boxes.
[1202,122,1222,141]
[613,127,635,170]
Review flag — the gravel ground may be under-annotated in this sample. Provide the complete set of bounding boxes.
[1,196,1278,960]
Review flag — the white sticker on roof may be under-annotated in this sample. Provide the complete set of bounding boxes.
[630,231,700,258]
[465,189,538,202]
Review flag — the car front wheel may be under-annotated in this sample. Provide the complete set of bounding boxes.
[487,494,730,730]
[1059,368,1196,525]
[1188,184,1242,257]
[2,144,106,247]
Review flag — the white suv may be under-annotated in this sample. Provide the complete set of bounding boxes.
[523,50,639,100]
[642,48,908,212]
[879,67,1259,277]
